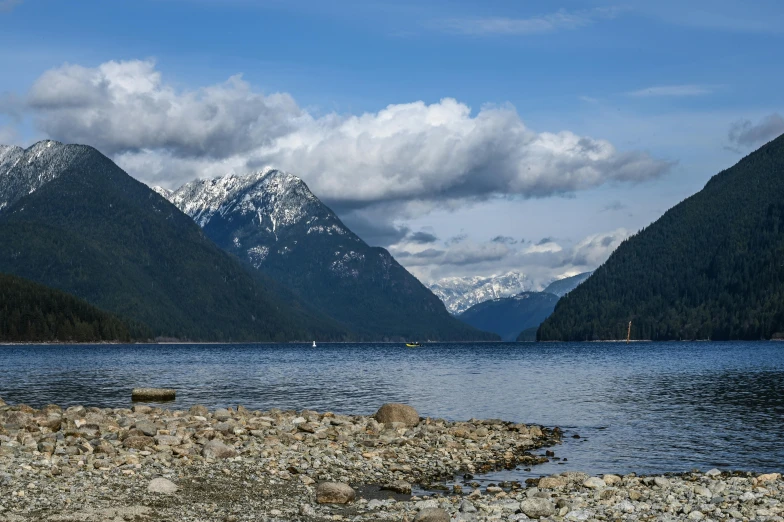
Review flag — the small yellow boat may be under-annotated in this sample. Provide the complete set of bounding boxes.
[405,342,422,347]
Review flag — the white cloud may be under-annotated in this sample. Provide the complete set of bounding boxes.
[626,85,716,97]
[394,228,631,287]
[24,59,671,220]
[437,7,620,36]
[728,113,784,149]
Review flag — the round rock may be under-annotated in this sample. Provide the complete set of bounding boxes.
[520,498,555,519]
[202,439,237,459]
[374,403,420,427]
[315,482,356,504]
[147,477,178,494]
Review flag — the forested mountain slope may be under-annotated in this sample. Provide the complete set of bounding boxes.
[0,272,137,342]
[0,141,347,341]
[539,133,784,341]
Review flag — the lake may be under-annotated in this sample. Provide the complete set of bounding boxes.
[1,341,782,483]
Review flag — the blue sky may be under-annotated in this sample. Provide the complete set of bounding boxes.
[1,0,783,286]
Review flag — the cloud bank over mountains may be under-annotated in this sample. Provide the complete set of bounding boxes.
[24,60,671,212]
[6,59,669,283]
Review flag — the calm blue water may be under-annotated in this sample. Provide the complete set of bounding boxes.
[1,341,782,481]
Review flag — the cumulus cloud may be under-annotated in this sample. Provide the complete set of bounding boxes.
[25,59,672,213]
[728,113,784,150]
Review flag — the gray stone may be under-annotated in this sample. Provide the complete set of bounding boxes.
[583,476,606,489]
[213,408,231,421]
[653,476,670,488]
[147,477,177,494]
[134,421,157,437]
[201,439,237,459]
[315,482,355,504]
[459,500,477,513]
[374,403,420,427]
[694,485,712,497]
[413,508,450,522]
[520,498,555,519]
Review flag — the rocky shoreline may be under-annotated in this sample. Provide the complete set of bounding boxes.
[0,398,781,521]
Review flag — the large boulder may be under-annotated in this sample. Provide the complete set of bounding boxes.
[131,388,175,402]
[315,482,356,504]
[374,403,420,427]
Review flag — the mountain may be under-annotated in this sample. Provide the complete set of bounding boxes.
[458,291,559,341]
[542,271,593,297]
[161,169,495,341]
[539,133,784,341]
[0,141,347,341]
[427,271,531,315]
[0,272,137,342]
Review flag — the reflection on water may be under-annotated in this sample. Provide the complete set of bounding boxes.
[0,341,782,478]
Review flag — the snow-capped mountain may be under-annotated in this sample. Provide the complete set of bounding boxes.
[427,271,531,315]
[159,169,494,341]
[0,141,91,212]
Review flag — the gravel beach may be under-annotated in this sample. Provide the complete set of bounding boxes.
[0,397,781,521]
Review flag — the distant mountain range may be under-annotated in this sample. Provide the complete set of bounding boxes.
[458,292,559,341]
[540,133,784,341]
[451,271,591,341]
[158,169,493,341]
[427,271,531,314]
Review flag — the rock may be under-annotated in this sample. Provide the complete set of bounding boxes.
[374,403,420,427]
[459,500,477,513]
[131,388,175,402]
[538,475,567,488]
[757,473,781,482]
[687,510,704,520]
[383,479,412,494]
[134,421,157,437]
[147,477,178,494]
[520,498,555,519]
[603,474,622,485]
[299,504,317,517]
[213,408,232,421]
[202,440,237,459]
[615,500,635,513]
[123,436,154,449]
[653,476,670,488]
[413,508,450,522]
[189,405,209,416]
[694,485,711,497]
[705,468,722,477]
[582,476,606,489]
[315,482,355,504]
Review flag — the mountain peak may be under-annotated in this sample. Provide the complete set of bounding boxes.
[0,140,95,211]
[427,271,531,314]
[165,167,318,229]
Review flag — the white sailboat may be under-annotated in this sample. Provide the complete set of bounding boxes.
[312,341,317,348]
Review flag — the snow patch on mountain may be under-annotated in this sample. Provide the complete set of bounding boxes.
[0,140,92,211]
[427,271,531,314]
[165,167,323,232]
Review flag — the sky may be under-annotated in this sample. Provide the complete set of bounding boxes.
[1,0,783,288]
